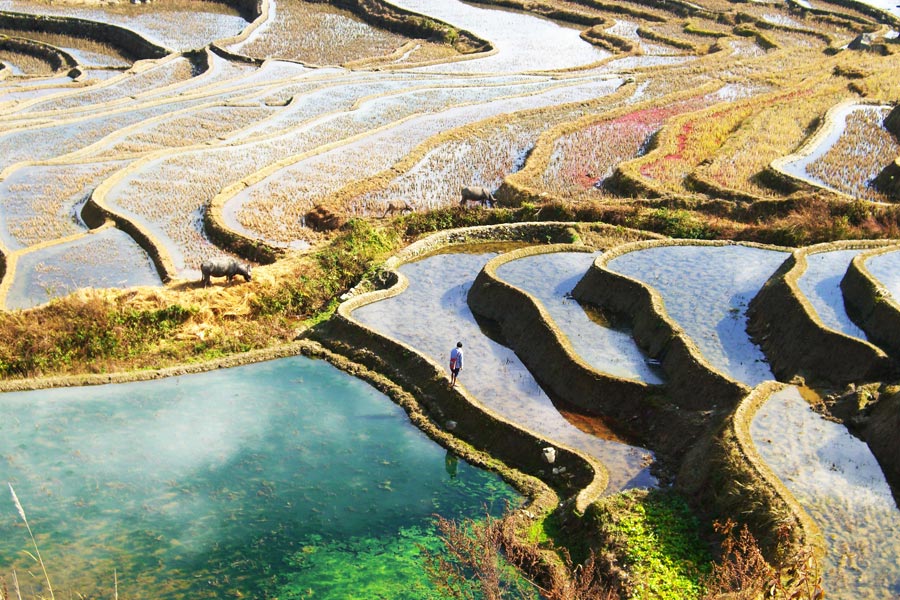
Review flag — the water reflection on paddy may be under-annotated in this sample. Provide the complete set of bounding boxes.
[866,248,900,304]
[608,245,788,386]
[352,251,657,493]
[5,228,162,310]
[389,0,609,73]
[751,386,900,598]
[495,251,664,384]
[796,249,867,340]
[0,356,518,598]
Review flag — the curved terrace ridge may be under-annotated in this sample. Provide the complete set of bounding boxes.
[572,239,768,411]
[467,242,664,414]
[841,243,900,360]
[315,223,614,514]
[768,99,899,203]
[748,239,896,387]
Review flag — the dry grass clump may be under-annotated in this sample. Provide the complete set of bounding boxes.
[700,520,823,600]
[0,27,129,68]
[0,46,56,75]
[805,105,900,202]
[741,195,900,246]
[231,0,439,66]
[424,508,619,600]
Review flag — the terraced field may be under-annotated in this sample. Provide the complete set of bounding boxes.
[0,0,895,309]
[2,0,900,597]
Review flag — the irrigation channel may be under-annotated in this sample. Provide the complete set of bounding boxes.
[0,356,520,599]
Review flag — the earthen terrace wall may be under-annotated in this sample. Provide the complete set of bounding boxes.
[467,243,664,424]
[0,35,77,72]
[572,239,751,412]
[682,381,826,559]
[313,223,610,514]
[748,240,896,387]
[841,243,900,360]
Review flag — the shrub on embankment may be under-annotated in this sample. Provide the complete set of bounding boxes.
[0,220,401,378]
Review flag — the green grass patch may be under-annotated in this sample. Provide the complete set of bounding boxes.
[589,489,711,600]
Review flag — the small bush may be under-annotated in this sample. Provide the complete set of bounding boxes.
[640,208,716,239]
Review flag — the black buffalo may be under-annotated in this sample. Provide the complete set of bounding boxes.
[200,257,252,286]
[459,186,496,208]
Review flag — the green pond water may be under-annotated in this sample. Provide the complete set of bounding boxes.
[0,356,520,599]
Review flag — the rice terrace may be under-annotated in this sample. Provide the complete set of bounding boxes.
[2,0,900,596]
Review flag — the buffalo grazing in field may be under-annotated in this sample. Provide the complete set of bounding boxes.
[200,257,252,286]
[381,199,414,218]
[459,186,496,208]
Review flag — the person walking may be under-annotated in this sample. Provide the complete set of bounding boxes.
[449,341,464,387]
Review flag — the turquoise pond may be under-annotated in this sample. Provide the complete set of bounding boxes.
[0,356,520,599]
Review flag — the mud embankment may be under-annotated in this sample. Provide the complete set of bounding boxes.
[572,240,748,412]
[748,242,895,387]
[841,245,900,361]
[680,382,826,559]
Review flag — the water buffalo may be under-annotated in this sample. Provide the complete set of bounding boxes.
[381,199,413,218]
[200,257,252,286]
[459,186,496,208]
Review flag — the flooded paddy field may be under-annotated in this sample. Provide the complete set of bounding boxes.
[866,247,900,302]
[495,250,664,384]
[796,248,868,340]
[0,356,519,598]
[607,244,788,386]
[0,0,249,52]
[0,0,893,304]
[751,386,900,598]
[353,250,657,493]
[778,103,900,202]
[0,161,126,250]
[1,0,900,595]
[4,227,161,309]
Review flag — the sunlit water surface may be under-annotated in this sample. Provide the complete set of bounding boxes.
[0,356,518,599]
[796,249,867,340]
[751,386,900,598]
[866,248,900,303]
[607,245,788,386]
[494,251,664,384]
[5,228,162,310]
[353,251,657,492]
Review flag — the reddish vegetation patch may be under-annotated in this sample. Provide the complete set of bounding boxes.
[638,88,816,184]
[547,95,714,193]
